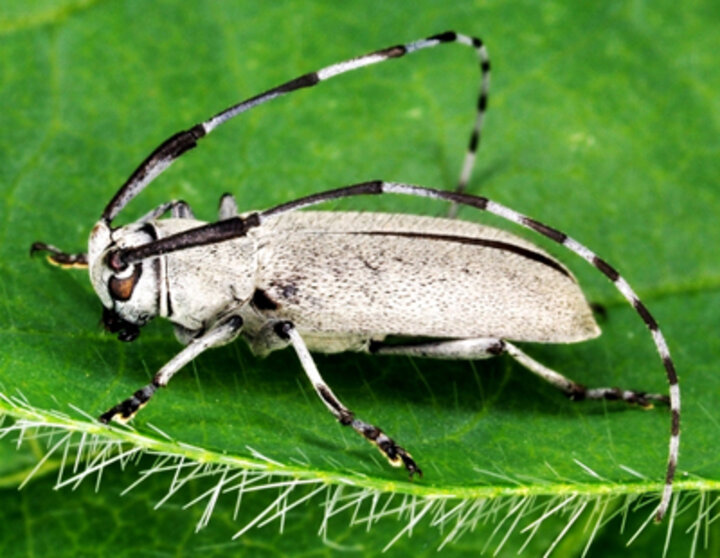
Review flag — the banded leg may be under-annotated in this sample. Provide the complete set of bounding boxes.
[370,337,669,407]
[29,200,196,267]
[369,337,504,360]
[503,342,669,407]
[275,321,421,476]
[29,242,88,269]
[99,314,243,423]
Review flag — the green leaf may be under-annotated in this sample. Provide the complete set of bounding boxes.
[2,1,719,556]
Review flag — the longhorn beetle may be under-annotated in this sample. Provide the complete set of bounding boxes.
[31,31,679,521]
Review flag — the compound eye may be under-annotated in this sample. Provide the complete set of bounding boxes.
[108,263,143,301]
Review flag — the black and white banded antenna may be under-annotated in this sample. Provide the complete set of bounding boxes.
[101,31,490,225]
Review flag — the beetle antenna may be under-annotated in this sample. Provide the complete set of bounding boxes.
[101,31,489,225]
[109,214,261,270]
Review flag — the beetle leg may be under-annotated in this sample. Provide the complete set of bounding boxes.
[371,337,668,408]
[29,242,88,269]
[275,321,422,477]
[369,337,505,359]
[503,341,669,408]
[170,200,195,219]
[218,193,238,219]
[137,200,196,223]
[99,314,244,424]
[29,201,193,268]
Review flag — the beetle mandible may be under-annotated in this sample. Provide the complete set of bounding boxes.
[31,31,680,521]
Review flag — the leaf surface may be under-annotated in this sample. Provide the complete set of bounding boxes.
[1,1,719,556]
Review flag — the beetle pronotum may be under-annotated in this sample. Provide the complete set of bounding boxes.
[31,31,679,521]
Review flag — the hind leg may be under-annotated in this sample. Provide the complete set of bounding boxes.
[370,337,669,407]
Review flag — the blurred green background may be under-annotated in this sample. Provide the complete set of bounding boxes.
[1,1,719,556]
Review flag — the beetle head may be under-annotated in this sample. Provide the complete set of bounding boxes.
[88,220,160,342]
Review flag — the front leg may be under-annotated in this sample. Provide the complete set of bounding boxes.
[99,314,244,423]
[30,242,88,269]
[274,321,421,477]
[30,201,196,269]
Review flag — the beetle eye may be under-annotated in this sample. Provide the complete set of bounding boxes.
[108,263,143,301]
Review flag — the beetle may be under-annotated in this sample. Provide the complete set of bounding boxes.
[31,31,679,521]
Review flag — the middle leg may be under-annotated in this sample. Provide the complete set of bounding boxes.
[273,321,421,476]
